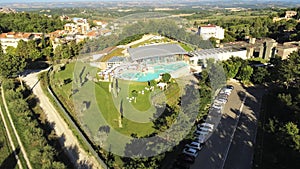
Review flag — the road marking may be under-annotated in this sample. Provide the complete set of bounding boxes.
[220,94,247,169]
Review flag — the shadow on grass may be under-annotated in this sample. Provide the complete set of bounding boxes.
[0,147,20,169]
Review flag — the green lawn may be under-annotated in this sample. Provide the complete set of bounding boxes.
[178,42,194,52]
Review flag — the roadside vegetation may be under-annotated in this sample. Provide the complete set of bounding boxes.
[252,51,300,169]
[0,103,22,169]
[1,79,68,168]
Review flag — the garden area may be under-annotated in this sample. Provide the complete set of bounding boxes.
[49,61,184,155]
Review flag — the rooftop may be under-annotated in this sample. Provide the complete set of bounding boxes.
[128,44,187,61]
[0,32,33,39]
[107,56,126,63]
[192,47,245,57]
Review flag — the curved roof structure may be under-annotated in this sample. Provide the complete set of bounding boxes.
[128,44,187,61]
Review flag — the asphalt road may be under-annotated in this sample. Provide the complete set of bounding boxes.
[190,82,265,169]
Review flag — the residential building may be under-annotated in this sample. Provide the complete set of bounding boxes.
[93,20,108,28]
[223,38,278,60]
[223,37,300,60]
[277,42,299,59]
[0,32,34,52]
[64,17,90,34]
[285,11,297,19]
[198,24,224,40]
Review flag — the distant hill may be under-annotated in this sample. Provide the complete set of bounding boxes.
[0,0,299,9]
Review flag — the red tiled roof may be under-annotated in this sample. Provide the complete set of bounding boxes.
[0,33,7,38]
[87,30,97,37]
[100,29,111,34]
[0,32,33,39]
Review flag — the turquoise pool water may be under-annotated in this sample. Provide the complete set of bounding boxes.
[120,62,188,82]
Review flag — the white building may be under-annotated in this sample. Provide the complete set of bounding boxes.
[198,24,225,40]
[0,32,34,52]
[189,47,247,72]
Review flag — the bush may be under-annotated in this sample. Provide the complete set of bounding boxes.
[2,79,15,90]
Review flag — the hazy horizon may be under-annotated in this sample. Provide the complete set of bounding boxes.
[0,0,297,3]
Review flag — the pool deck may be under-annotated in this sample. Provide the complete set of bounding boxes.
[112,61,190,82]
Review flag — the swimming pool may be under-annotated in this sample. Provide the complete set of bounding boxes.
[118,61,188,82]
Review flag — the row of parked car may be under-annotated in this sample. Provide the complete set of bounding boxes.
[173,85,234,169]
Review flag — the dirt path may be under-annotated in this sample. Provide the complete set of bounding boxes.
[21,70,102,169]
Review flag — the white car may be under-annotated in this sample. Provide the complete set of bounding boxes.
[197,123,214,132]
[199,122,214,129]
[223,88,232,94]
[220,88,232,95]
[194,129,209,136]
[182,147,199,157]
[185,142,203,151]
[198,126,213,132]
[194,134,206,143]
[214,99,227,104]
[212,103,222,109]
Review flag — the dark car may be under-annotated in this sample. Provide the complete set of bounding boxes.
[226,85,234,90]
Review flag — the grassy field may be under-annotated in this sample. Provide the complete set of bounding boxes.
[178,42,194,52]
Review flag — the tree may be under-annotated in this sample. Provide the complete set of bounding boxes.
[54,44,71,60]
[0,41,4,57]
[5,46,16,55]
[223,57,242,79]
[238,65,253,83]
[16,40,29,59]
[209,37,217,47]
[279,122,300,150]
[251,66,270,84]
[42,46,53,60]
[162,73,171,83]
[148,80,156,87]
[0,53,26,78]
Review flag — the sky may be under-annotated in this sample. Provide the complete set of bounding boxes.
[0,0,298,5]
[0,0,293,2]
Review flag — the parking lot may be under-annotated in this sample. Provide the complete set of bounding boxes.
[174,82,265,169]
